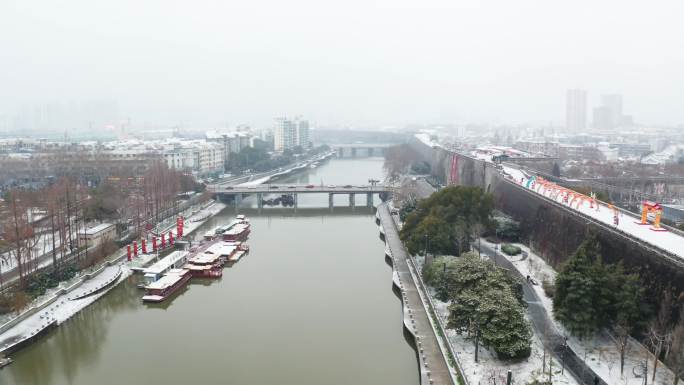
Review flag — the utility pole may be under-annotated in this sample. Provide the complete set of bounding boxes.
[81,204,88,264]
[562,336,568,374]
[474,322,481,363]
[66,183,73,259]
[424,233,429,266]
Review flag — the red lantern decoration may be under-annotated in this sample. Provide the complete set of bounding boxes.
[133,241,138,256]
[175,217,181,238]
[126,245,132,261]
[152,236,158,252]
[142,239,147,254]
[161,233,166,248]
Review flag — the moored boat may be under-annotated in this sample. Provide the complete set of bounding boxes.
[184,263,223,278]
[215,221,238,235]
[222,223,250,241]
[187,248,226,267]
[0,356,13,369]
[227,249,246,262]
[141,251,188,288]
[142,269,191,302]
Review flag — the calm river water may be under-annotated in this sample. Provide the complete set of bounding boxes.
[2,157,418,385]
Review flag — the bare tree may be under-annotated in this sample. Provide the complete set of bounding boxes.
[615,323,632,376]
[487,369,507,385]
[383,143,420,180]
[471,222,486,258]
[2,190,36,286]
[668,308,684,385]
[648,290,674,383]
[607,352,616,377]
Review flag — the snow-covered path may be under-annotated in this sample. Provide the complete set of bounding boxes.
[485,239,678,385]
[502,166,684,259]
[0,263,126,354]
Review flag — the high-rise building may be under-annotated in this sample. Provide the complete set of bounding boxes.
[592,94,624,129]
[565,89,587,132]
[274,117,296,152]
[592,106,611,130]
[274,116,310,151]
[294,117,310,149]
[601,94,623,128]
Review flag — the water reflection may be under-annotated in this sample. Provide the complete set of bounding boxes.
[6,277,140,385]
[2,158,418,385]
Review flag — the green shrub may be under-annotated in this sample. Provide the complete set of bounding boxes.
[553,235,649,338]
[25,263,78,298]
[493,216,521,242]
[442,253,532,359]
[501,244,521,256]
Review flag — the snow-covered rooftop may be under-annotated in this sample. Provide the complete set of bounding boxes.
[144,251,188,276]
[145,269,188,290]
[82,223,114,235]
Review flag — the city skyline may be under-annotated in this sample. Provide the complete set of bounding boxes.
[2,0,684,129]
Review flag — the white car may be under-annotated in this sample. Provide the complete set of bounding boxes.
[327,185,336,188]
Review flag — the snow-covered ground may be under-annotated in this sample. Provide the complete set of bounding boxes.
[434,294,577,385]
[488,239,678,385]
[502,165,684,259]
[0,263,125,354]
[0,233,63,272]
[412,253,578,385]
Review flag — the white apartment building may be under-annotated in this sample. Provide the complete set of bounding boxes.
[294,117,310,149]
[205,130,255,165]
[274,117,296,151]
[566,89,587,132]
[162,140,225,175]
[274,116,310,151]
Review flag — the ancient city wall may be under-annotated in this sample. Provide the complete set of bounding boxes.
[409,137,684,298]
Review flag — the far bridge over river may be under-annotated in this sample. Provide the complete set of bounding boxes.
[209,184,392,209]
[333,143,393,158]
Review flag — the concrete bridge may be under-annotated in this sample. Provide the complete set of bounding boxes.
[333,143,393,158]
[209,184,392,209]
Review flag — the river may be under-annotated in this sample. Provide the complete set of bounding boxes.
[2,157,419,385]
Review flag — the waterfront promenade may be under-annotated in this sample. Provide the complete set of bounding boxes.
[378,203,455,385]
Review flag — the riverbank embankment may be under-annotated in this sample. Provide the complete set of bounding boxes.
[0,201,226,356]
[377,203,458,385]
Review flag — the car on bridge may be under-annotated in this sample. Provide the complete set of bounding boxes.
[343,184,352,188]
[306,184,315,188]
[328,185,336,188]
[288,185,297,189]
[270,185,279,189]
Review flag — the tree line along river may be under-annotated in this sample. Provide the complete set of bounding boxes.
[2,157,419,385]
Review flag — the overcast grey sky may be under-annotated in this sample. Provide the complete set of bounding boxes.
[1,0,683,128]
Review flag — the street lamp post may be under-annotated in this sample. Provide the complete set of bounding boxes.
[562,336,568,375]
[424,233,429,266]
